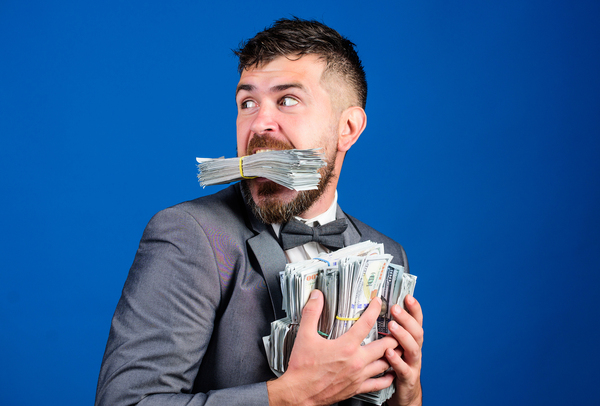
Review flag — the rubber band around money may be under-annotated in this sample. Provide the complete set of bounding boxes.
[238,157,257,179]
[314,258,331,266]
[335,315,360,321]
[318,330,329,338]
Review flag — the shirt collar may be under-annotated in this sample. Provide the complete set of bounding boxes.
[272,190,338,237]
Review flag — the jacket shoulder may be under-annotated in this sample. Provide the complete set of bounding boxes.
[142,184,253,251]
[148,184,247,230]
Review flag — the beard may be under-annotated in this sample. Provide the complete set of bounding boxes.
[240,134,337,225]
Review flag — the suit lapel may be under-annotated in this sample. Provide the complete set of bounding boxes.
[336,206,362,246]
[238,184,288,320]
[247,233,287,320]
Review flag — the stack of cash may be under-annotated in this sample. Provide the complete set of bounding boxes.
[196,148,326,190]
[263,241,417,405]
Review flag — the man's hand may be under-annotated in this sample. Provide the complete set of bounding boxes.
[385,295,424,406]
[267,289,398,406]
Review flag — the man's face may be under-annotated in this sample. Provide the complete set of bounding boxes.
[235,54,341,223]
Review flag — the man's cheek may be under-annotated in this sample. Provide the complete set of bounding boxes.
[236,139,247,157]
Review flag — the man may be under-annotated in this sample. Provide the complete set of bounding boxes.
[96,18,423,406]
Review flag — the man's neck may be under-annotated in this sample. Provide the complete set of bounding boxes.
[297,186,337,220]
[299,190,338,225]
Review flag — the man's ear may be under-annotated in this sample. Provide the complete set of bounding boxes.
[337,106,367,152]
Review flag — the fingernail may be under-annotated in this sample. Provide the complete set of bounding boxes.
[406,295,415,305]
[310,290,319,300]
[388,321,397,331]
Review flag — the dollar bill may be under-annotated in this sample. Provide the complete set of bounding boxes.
[196,148,326,190]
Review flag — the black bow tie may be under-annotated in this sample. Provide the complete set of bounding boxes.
[280,217,348,251]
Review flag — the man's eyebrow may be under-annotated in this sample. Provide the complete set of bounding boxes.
[236,84,254,96]
[271,83,307,93]
[235,82,308,97]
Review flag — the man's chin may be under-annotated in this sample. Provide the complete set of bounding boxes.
[241,179,310,225]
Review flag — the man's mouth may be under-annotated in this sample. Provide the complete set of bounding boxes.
[246,134,295,156]
[250,147,294,156]
[252,148,279,155]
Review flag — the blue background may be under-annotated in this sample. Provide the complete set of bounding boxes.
[1,1,599,405]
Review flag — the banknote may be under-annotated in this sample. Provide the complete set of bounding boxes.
[196,148,326,190]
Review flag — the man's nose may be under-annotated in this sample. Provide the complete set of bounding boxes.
[250,104,279,135]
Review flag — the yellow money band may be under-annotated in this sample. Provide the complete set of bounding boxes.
[335,316,360,321]
[239,157,257,179]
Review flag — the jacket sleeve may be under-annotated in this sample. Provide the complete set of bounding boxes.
[95,207,269,406]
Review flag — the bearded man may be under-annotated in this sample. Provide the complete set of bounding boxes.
[96,17,423,406]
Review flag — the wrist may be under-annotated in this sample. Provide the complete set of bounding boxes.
[267,377,307,406]
[389,379,422,406]
[406,381,423,406]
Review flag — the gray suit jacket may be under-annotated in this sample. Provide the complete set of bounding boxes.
[96,183,408,406]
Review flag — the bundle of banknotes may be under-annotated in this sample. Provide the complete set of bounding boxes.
[263,241,417,405]
[196,148,326,190]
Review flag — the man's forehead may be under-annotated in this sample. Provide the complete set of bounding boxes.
[237,54,327,86]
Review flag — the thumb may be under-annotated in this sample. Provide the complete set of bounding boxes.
[297,289,324,337]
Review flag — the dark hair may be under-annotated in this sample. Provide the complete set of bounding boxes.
[234,17,367,109]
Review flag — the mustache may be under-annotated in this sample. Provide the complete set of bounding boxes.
[246,134,294,156]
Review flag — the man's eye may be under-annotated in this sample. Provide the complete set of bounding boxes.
[280,97,298,107]
[241,100,257,109]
